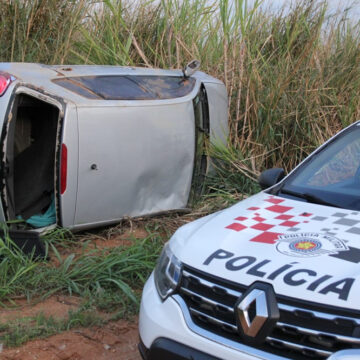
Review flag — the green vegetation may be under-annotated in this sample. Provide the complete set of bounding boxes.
[0,229,162,306]
[0,222,167,347]
[1,0,360,348]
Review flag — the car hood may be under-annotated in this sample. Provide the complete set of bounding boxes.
[170,192,360,310]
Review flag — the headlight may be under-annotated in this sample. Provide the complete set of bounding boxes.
[154,242,182,301]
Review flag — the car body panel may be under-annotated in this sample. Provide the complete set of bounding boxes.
[74,101,195,226]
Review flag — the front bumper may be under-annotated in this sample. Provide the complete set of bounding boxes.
[139,273,360,360]
[139,272,282,360]
[138,337,222,360]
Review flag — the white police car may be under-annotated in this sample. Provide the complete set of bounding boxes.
[139,121,360,360]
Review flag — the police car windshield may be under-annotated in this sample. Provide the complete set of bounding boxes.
[278,124,360,210]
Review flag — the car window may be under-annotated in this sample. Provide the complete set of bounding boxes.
[53,75,196,100]
[289,126,360,190]
[277,125,360,210]
[306,138,360,186]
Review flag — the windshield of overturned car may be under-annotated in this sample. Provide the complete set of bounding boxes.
[53,75,196,100]
[274,124,360,210]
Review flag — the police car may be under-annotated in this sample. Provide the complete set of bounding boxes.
[139,121,360,360]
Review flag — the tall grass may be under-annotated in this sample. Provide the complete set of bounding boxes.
[75,0,360,191]
[2,0,360,191]
[0,0,90,63]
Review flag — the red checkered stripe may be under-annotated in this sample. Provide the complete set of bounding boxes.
[225,197,312,244]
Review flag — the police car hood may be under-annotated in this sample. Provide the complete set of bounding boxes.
[170,192,360,310]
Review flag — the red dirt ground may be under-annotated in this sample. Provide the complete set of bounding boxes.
[0,296,81,323]
[1,319,141,360]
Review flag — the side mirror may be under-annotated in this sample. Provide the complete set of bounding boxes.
[258,168,285,190]
[183,60,201,78]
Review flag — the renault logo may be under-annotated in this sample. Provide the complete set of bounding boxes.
[235,282,279,343]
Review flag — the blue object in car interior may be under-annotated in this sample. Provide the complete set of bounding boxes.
[22,198,56,228]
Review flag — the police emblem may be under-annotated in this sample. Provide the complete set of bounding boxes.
[276,233,348,257]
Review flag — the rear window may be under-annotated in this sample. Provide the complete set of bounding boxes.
[53,75,196,100]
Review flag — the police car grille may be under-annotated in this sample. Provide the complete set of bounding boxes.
[177,266,360,360]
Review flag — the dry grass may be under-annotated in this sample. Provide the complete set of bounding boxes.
[74,0,360,190]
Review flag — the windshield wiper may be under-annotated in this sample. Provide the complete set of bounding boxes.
[279,188,340,208]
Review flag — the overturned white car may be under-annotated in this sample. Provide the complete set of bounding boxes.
[0,62,227,231]
[139,122,360,360]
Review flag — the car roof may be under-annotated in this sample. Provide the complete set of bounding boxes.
[0,63,222,106]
